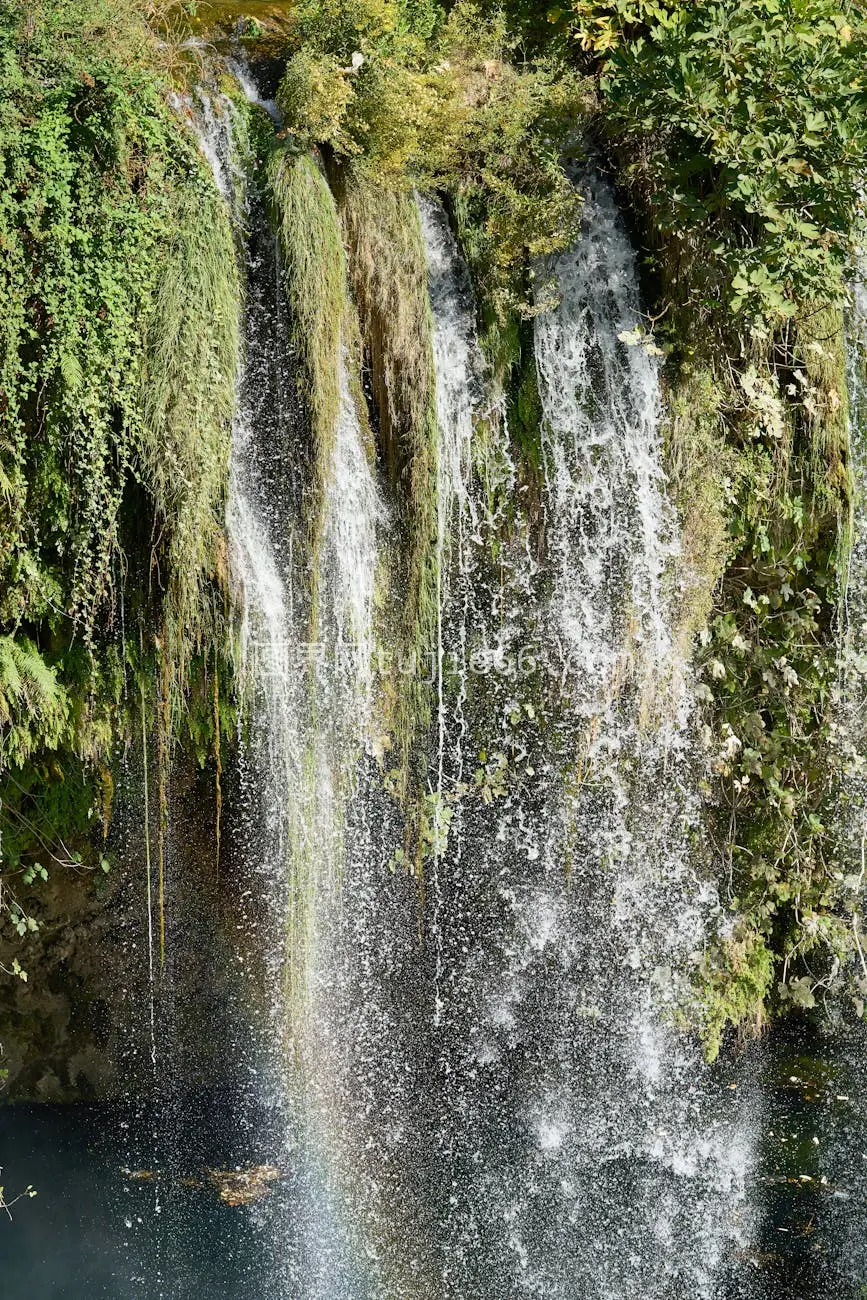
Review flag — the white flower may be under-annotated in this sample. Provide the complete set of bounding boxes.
[722,724,742,758]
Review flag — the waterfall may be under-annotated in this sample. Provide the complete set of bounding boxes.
[535,176,677,712]
[417,195,479,537]
[401,180,757,1299]
[512,175,756,1297]
[277,184,756,1299]
[417,195,484,1021]
[194,82,386,1295]
[9,15,867,1299]
[193,82,758,1296]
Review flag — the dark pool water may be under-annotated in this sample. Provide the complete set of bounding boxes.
[0,1094,275,1299]
[3,1024,867,1300]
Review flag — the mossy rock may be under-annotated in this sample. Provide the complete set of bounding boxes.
[171,1,295,50]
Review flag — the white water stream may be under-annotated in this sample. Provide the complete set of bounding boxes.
[284,186,759,1298]
[401,181,757,1299]
[195,82,386,1295]
[195,84,759,1298]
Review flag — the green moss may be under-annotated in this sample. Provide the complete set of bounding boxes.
[794,305,851,518]
[663,365,737,652]
[694,922,774,1063]
[141,170,241,710]
[333,168,440,794]
[269,147,347,619]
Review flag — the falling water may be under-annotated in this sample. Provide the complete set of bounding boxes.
[287,182,759,1299]
[187,70,765,1294]
[410,178,757,1298]
[514,174,756,1298]
[194,79,386,1295]
[319,354,385,716]
[535,176,677,710]
[417,195,484,1022]
[9,49,866,1300]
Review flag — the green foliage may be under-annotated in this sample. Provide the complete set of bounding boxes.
[269,147,346,557]
[334,170,440,789]
[3,0,165,633]
[278,0,589,327]
[561,0,867,325]
[690,318,853,1048]
[436,10,587,329]
[140,174,240,707]
[0,0,238,667]
[0,637,69,768]
[278,2,450,180]
[693,920,774,1062]
[278,50,358,156]
[0,0,239,955]
[286,0,442,64]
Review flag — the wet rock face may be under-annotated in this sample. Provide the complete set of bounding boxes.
[0,866,142,1102]
[0,763,230,1104]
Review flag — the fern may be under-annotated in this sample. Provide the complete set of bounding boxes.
[0,636,70,768]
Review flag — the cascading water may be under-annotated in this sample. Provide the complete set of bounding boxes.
[8,18,867,1300]
[417,195,483,1022]
[286,182,759,1299]
[318,354,384,722]
[187,75,764,1299]
[535,176,677,709]
[193,80,386,1296]
[416,177,757,1298]
[516,174,755,1297]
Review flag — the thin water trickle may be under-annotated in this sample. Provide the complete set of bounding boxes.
[226,55,282,123]
[320,351,386,712]
[419,195,483,1028]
